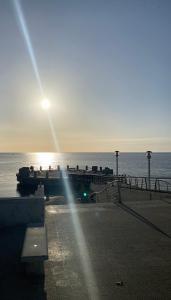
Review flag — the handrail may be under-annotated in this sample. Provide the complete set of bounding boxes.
[125,176,171,193]
[154,179,171,193]
[90,180,121,203]
[91,176,171,204]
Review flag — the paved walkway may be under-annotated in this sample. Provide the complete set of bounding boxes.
[45,200,171,300]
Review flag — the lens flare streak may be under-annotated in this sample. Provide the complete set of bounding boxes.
[47,113,99,299]
[12,0,44,96]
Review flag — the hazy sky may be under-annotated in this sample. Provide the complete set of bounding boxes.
[0,0,170,152]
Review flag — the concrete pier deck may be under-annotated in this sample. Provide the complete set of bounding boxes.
[44,199,171,300]
[0,197,171,299]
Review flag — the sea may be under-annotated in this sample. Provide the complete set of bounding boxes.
[0,152,171,197]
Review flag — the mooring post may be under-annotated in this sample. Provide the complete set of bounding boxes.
[115,151,119,177]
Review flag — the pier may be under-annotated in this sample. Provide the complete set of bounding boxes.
[16,166,115,186]
[16,165,171,199]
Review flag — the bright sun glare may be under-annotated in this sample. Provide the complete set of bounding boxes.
[36,152,55,169]
[41,98,50,110]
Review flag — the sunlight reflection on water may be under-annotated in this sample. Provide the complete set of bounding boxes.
[35,152,58,169]
[27,152,64,170]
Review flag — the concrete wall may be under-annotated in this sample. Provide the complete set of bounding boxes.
[0,197,44,228]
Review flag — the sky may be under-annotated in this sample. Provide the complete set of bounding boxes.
[0,0,170,152]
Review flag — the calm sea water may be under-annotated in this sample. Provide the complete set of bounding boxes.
[0,152,171,197]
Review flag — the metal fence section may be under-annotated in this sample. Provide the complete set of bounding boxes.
[92,180,121,203]
[91,176,171,203]
[125,176,171,193]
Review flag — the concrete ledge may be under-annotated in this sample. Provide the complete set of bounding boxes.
[21,225,48,277]
[0,197,44,228]
[21,226,48,262]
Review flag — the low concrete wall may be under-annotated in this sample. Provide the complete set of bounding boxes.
[0,197,44,228]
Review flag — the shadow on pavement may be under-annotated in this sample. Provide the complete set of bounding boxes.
[117,202,170,238]
[159,198,171,205]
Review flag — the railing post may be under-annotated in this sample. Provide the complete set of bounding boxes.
[117,180,121,203]
[145,177,147,190]
[154,179,157,191]
[129,178,132,190]
[141,178,143,189]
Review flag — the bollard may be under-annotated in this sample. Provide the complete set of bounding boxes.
[30,166,34,173]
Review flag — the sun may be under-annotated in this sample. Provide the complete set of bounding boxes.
[41,98,50,110]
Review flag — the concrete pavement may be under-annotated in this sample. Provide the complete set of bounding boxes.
[45,200,171,299]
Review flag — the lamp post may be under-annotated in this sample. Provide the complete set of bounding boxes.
[115,151,119,177]
[146,151,152,190]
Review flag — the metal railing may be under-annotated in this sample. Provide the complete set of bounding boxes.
[91,176,171,203]
[91,180,121,203]
[124,176,171,193]
[154,179,171,193]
